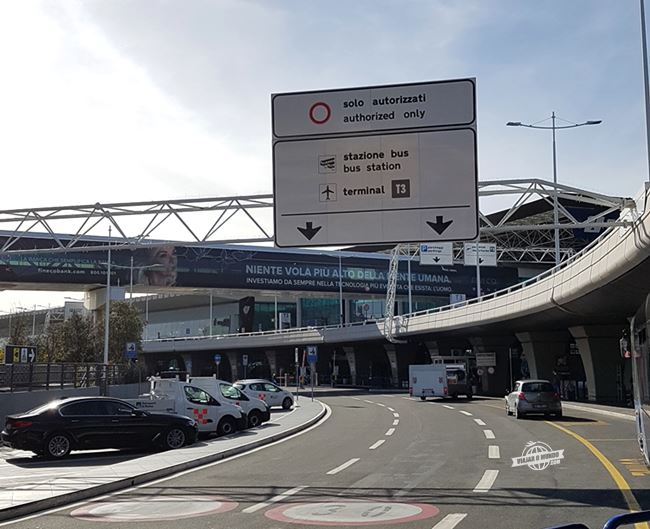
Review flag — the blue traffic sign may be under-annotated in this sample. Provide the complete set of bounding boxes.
[306,345,318,364]
[125,342,137,360]
[214,353,222,364]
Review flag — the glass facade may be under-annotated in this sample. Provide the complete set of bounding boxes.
[301,298,340,326]
[253,302,296,332]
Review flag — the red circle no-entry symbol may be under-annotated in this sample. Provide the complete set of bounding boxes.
[309,102,331,124]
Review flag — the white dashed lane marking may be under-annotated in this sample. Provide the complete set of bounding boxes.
[326,458,360,475]
[377,403,386,407]
[393,412,400,418]
[369,440,386,450]
[442,405,455,409]
[483,429,495,439]
[392,419,399,426]
[459,410,473,416]
[432,513,468,529]
[474,419,486,426]
[385,428,396,436]
[387,407,395,412]
[363,400,374,404]
[473,470,499,492]
[242,486,307,513]
[488,445,500,459]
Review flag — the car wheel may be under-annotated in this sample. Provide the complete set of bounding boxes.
[45,432,72,459]
[451,393,458,400]
[163,427,187,450]
[506,403,512,416]
[282,397,293,410]
[248,410,262,428]
[217,417,236,436]
[515,407,525,420]
[555,411,563,419]
[420,396,426,401]
[466,393,472,400]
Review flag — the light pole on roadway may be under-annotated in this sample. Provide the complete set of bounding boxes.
[506,113,601,267]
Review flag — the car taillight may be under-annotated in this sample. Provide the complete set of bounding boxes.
[443,387,448,395]
[409,387,412,396]
[553,392,561,401]
[517,392,527,401]
[9,420,32,429]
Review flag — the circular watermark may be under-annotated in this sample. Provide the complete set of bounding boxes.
[511,441,565,471]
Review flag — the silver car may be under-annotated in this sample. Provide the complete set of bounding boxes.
[505,379,562,419]
[234,379,294,410]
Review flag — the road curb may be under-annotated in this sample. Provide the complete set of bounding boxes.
[562,403,635,422]
[0,401,327,522]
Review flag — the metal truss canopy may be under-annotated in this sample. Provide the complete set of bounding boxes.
[0,179,635,264]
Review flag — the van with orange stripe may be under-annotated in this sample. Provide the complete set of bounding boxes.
[126,377,247,437]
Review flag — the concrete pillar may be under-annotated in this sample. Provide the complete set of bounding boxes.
[384,344,400,388]
[226,351,239,381]
[569,325,626,403]
[180,353,193,376]
[343,346,357,385]
[265,350,278,378]
[515,331,571,382]
[424,341,440,361]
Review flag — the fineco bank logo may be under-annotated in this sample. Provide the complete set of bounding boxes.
[511,441,564,471]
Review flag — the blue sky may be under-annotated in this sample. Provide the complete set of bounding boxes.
[0,0,647,309]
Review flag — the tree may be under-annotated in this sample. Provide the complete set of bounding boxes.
[48,312,100,363]
[95,301,144,364]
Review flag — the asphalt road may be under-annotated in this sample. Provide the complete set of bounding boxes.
[3,394,649,529]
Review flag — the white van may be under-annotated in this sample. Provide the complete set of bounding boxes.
[190,376,271,427]
[125,377,247,436]
[409,364,448,400]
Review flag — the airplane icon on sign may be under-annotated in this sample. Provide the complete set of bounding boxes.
[322,185,335,200]
[319,183,337,202]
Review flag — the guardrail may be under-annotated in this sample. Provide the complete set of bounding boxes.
[0,363,143,392]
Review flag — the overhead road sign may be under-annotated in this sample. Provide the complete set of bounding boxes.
[420,242,454,266]
[272,78,478,248]
[463,242,497,267]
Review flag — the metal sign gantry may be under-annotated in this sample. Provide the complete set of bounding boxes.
[0,180,635,264]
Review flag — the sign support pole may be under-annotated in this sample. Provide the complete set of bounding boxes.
[294,347,300,403]
[407,248,413,314]
[475,241,481,298]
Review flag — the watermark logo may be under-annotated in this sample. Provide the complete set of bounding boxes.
[511,441,564,470]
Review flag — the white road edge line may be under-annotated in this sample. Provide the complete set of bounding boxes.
[474,419,486,426]
[393,412,400,418]
[483,429,495,439]
[392,419,399,426]
[459,410,473,416]
[385,428,396,436]
[488,445,500,459]
[326,458,361,475]
[442,404,455,409]
[473,469,499,492]
[0,403,333,527]
[242,485,307,513]
[432,513,468,529]
[369,440,386,450]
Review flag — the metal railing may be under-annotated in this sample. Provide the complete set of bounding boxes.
[0,363,142,392]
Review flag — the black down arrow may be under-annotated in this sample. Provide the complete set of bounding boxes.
[426,216,453,235]
[297,222,322,240]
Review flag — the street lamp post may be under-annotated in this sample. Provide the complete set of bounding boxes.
[103,227,112,369]
[506,113,601,266]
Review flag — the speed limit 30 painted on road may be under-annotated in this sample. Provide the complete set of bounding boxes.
[272,79,478,248]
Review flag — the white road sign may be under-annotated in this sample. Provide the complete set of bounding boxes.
[273,79,475,138]
[463,242,497,267]
[272,79,478,248]
[420,242,454,265]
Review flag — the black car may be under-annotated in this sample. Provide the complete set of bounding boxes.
[1,396,198,459]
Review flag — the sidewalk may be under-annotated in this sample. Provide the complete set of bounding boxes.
[0,399,326,521]
[562,401,635,422]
